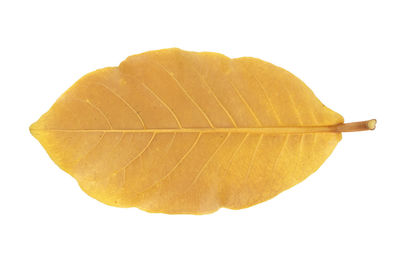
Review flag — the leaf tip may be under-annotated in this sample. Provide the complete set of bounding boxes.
[29,121,40,138]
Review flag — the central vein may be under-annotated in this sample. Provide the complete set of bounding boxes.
[30,125,344,134]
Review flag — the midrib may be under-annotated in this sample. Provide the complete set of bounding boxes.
[30,125,345,134]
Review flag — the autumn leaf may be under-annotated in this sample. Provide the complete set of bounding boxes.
[30,48,376,214]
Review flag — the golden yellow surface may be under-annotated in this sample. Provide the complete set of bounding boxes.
[30,48,343,214]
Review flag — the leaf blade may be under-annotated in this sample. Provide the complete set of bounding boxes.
[31,48,344,214]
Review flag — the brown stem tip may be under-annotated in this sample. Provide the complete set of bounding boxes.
[336,119,377,132]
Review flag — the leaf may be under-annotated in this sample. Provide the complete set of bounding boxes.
[30,48,376,214]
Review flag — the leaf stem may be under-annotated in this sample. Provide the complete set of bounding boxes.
[335,119,376,132]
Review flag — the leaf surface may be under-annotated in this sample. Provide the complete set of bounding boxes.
[31,48,345,214]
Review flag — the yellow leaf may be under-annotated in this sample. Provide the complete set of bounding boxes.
[30,48,376,214]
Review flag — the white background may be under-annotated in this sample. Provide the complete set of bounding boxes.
[1,1,399,266]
